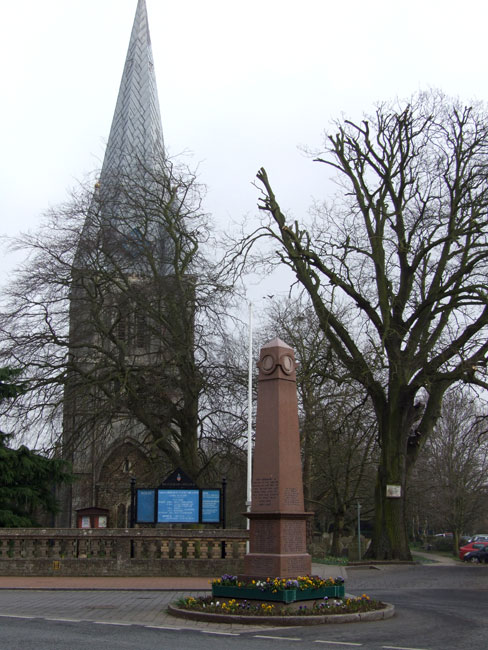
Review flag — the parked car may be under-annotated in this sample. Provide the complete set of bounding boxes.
[459,541,488,560]
[463,547,488,563]
[434,532,453,537]
[468,535,488,542]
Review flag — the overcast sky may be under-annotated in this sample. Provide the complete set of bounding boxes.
[1,0,487,301]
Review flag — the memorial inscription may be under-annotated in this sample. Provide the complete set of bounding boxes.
[282,520,306,553]
[252,521,277,554]
[283,486,300,507]
[253,477,278,508]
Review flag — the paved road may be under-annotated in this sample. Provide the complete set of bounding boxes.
[0,563,486,649]
[328,563,488,649]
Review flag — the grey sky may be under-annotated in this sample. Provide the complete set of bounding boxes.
[1,0,487,296]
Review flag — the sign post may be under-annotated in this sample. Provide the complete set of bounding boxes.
[130,477,136,528]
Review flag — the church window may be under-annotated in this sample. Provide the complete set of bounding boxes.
[114,300,148,350]
[116,308,128,342]
[135,309,147,348]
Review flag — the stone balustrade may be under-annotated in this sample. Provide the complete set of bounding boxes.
[0,528,248,577]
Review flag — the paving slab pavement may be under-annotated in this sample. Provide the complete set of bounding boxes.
[0,576,214,591]
[0,587,276,633]
[410,550,459,565]
[0,565,349,634]
[0,563,347,591]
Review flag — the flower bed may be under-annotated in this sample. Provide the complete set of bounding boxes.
[173,593,386,618]
[212,585,297,602]
[211,574,345,603]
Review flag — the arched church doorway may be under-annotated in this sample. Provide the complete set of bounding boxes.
[96,440,156,527]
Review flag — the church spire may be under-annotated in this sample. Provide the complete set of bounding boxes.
[100,0,164,180]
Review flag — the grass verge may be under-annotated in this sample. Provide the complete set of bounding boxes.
[312,556,348,565]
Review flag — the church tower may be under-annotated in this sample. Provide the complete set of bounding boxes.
[60,0,198,527]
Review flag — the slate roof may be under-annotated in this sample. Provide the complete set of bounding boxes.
[100,0,164,181]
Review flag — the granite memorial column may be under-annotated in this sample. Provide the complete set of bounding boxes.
[243,337,312,578]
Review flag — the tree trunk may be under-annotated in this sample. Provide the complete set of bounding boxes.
[367,403,412,560]
[368,472,411,560]
[330,511,345,557]
[452,530,460,557]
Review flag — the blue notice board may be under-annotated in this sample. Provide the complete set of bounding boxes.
[136,489,156,523]
[201,489,221,523]
[157,489,199,523]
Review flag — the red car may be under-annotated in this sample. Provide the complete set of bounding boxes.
[459,541,488,560]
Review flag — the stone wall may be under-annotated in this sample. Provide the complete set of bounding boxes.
[0,528,247,577]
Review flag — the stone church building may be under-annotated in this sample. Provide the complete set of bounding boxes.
[59,0,191,527]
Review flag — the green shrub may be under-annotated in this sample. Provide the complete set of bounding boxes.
[430,537,453,552]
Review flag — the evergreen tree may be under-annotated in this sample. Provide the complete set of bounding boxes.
[0,368,72,527]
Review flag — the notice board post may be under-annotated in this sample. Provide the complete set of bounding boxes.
[135,468,224,527]
[130,477,136,528]
[221,477,227,558]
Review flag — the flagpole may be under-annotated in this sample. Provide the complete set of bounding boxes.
[246,302,253,550]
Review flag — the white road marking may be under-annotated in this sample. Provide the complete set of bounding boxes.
[382,646,429,650]
[315,642,363,647]
[254,635,302,641]
[201,631,240,636]
[42,618,82,623]
[93,621,133,626]
[144,625,182,630]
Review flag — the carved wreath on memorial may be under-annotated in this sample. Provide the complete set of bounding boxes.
[259,353,295,375]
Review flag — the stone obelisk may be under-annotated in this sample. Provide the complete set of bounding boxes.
[244,337,312,578]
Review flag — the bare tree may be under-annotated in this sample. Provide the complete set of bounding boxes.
[260,296,377,555]
[229,91,488,559]
[309,391,377,557]
[409,388,488,553]
[0,155,234,483]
